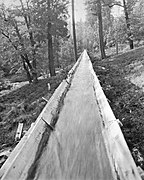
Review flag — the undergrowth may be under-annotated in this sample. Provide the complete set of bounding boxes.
[92,46,144,168]
[0,68,69,151]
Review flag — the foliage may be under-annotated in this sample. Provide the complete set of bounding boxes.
[85,0,114,56]
[130,0,144,43]
[58,37,74,68]
[84,0,144,53]
[31,0,69,41]
[0,0,70,82]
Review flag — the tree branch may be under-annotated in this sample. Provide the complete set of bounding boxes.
[101,0,124,8]
[108,3,124,8]
[1,29,18,50]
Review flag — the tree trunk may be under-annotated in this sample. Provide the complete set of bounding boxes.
[123,0,134,49]
[29,33,38,83]
[97,0,106,59]
[27,25,38,83]
[14,22,38,83]
[72,0,78,61]
[1,26,37,83]
[19,0,38,82]
[48,27,56,77]
[22,58,32,83]
[31,67,38,83]
[31,46,38,83]
[47,0,56,77]
[22,53,37,83]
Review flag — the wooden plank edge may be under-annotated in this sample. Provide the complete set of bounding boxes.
[0,51,83,180]
[86,51,142,180]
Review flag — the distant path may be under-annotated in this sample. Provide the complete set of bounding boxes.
[0,76,45,97]
[0,81,28,97]
[29,51,114,180]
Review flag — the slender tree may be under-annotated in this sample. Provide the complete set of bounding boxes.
[32,0,68,76]
[97,0,106,59]
[72,0,78,61]
[47,0,56,76]
[123,0,134,49]
[102,0,134,49]
[0,4,38,83]
[19,0,38,83]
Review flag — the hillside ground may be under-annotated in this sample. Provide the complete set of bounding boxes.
[0,67,70,167]
[92,46,144,169]
[1,47,144,170]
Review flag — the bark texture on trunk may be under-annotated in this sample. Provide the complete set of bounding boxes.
[47,0,56,77]
[72,0,78,61]
[97,0,106,59]
[22,58,32,83]
[123,0,134,49]
[48,24,56,77]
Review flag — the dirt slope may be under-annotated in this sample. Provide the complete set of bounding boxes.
[92,46,144,169]
[0,69,69,160]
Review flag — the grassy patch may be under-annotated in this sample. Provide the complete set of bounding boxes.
[0,68,69,151]
[92,46,144,168]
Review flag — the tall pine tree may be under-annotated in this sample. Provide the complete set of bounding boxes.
[32,0,69,76]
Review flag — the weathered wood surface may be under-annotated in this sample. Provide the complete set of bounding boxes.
[0,53,82,180]
[0,50,141,180]
[88,51,142,180]
[25,50,115,180]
